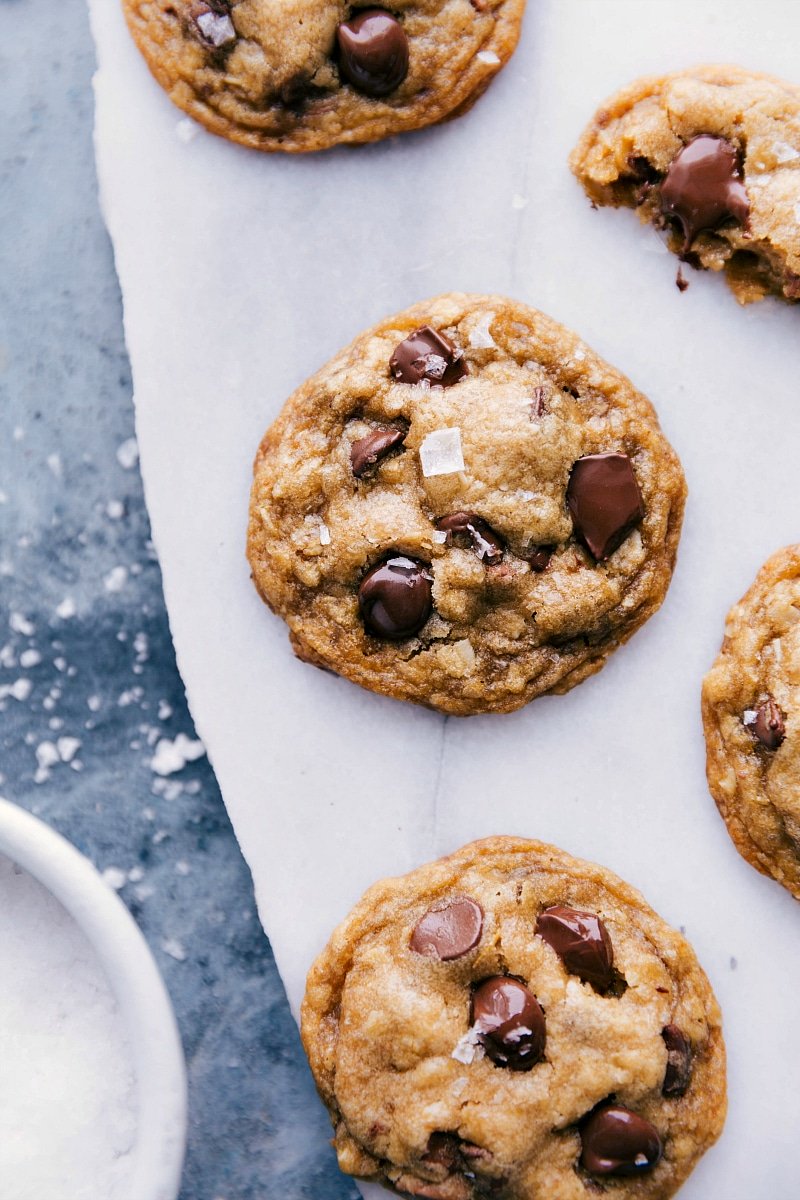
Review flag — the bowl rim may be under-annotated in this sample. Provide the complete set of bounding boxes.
[0,797,187,1200]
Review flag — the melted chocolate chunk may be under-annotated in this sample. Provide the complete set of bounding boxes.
[471,976,546,1071]
[536,905,614,992]
[337,9,409,98]
[422,1133,491,1170]
[660,135,749,252]
[524,545,553,572]
[662,1024,692,1098]
[351,427,405,477]
[190,1,236,48]
[390,326,468,388]
[410,897,483,961]
[566,453,644,561]
[435,513,505,565]
[580,1105,662,1177]
[358,555,432,640]
[744,696,786,750]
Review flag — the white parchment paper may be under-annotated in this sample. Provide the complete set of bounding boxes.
[89,2,800,1195]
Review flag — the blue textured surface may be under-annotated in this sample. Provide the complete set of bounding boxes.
[0,2,358,1197]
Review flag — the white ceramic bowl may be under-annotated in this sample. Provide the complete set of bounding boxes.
[0,798,187,1200]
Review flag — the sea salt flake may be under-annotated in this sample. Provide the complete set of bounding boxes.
[468,312,496,349]
[150,732,206,777]
[35,741,60,770]
[0,678,32,703]
[116,437,139,470]
[432,530,448,545]
[106,499,124,520]
[318,522,331,546]
[451,1027,485,1065]
[476,49,500,64]
[158,700,173,720]
[773,140,800,163]
[19,649,41,668]
[104,565,128,593]
[10,611,35,636]
[102,867,127,891]
[87,694,102,712]
[419,428,465,478]
[162,937,187,962]
[56,596,77,619]
[176,117,200,144]
[57,736,81,763]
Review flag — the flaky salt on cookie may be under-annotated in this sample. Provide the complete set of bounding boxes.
[121,0,526,153]
[301,836,726,1199]
[703,545,800,898]
[571,65,800,304]
[247,293,686,716]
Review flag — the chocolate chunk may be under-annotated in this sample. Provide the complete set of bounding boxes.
[566,453,644,561]
[662,1024,692,1098]
[358,556,432,640]
[190,1,236,48]
[660,135,749,252]
[580,1105,662,1177]
[390,326,468,388]
[745,696,786,750]
[422,1133,491,1170]
[471,976,546,1070]
[524,545,553,572]
[410,897,483,961]
[351,427,405,477]
[435,513,505,565]
[337,9,409,98]
[627,155,661,186]
[536,905,614,992]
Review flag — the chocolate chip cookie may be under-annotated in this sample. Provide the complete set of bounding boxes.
[702,545,800,898]
[121,1,526,153]
[301,836,726,1199]
[570,65,800,303]
[247,293,686,716]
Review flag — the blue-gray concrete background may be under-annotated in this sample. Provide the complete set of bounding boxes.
[0,2,358,1196]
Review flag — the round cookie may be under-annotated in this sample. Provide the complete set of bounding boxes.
[121,0,526,153]
[247,293,687,716]
[702,545,800,898]
[301,836,726,1199]
[570,65,800,304]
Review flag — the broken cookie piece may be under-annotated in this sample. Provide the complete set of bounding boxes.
[571,65,800,304]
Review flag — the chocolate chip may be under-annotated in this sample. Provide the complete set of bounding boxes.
[410,896,483,961]
[662,1024,692,1098]
[435,513,504,565]
[351,427,405,477]
[190,1,236,48]
[536,905,614,992]
[358,555,432,640]
[390,326,468,388]
[580,1105,662,1177]
[744,696,786,750]
[566,453,644,561]
[337,9,409,98]
[524,545,553,572]
[660,135,749,252]
[471,976,546,1071]
[422,1133,491,1170]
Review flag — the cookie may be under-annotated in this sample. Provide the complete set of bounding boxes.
[702,545,800,898]
[246,293,687,716]
[570,65,800,304]
[301,836,726,1199]
[121,1,526,153]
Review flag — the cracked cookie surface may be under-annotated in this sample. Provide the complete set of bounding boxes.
[246,293,686,716]
[571,65,800,304]
[702,545,800,898]
[121,0,525,152]
[300,836,726,1200]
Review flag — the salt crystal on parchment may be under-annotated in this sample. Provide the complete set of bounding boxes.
[419,428,465,477]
